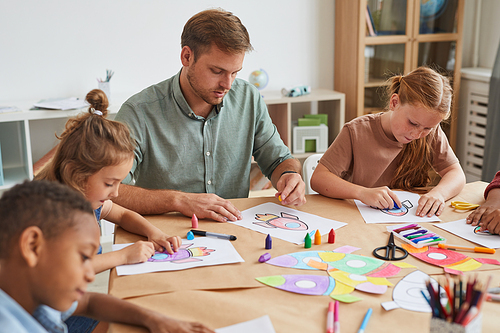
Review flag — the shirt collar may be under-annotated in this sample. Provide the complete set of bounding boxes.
[172,68,223,119]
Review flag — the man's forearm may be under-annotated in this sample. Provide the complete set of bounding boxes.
[270,158,302,188]
[114,183,180,215]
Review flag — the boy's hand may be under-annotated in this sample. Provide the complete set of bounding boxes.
[122,241,155,264]
[147,312,215,333]
[148,229,182,254]
[358,186,401,210]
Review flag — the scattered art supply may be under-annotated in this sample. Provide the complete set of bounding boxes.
[328,229,336,244]
[382,270,440,312]
[265,234,273,249]
[438,243,495,254]
[192,214,199,228]
[191,229,237,241]
[186,231,194,240]
[334,301,340,333]
[435,219,500,249]
[401,243,500,275]
[259,252,272,263]
[387,224,446,248]
[112,238,244,276]
[257,246,415,303]
[235,203,347,244]
[372,233,408,261]
[357,308,372,333]
[487,294,500,302]
[355,191,441,224]
[314,229,322,245]
[304,233,312,248]
[424,274,490,327]
[450,201,480,211]
[326,302,334,333]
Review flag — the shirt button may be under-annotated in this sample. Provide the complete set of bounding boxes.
[206,151,211,156]
[207,180,212,185]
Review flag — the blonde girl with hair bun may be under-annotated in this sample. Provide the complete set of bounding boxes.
[311,66,465,217]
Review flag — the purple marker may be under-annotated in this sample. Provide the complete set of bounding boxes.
[401,229,427,237]
[259,252,272,263]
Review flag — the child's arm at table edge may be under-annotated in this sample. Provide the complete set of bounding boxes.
[74,292,215,333]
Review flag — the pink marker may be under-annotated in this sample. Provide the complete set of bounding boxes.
[191,214,199,228]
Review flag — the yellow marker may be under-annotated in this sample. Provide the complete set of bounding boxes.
[314,229,322,245]
[438,243,495,254]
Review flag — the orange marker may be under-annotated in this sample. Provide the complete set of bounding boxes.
[278,195,282,202]
[438,243,495,254]
[314,229,322,245]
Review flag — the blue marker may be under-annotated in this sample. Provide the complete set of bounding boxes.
[393,200,400,209]
[357,308,372,333]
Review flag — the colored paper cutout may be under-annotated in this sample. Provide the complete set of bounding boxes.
[234,203,347,244]
[112,237,244,276]
[355,191,441,224]
[401,243,500,275]
[381,270,441,312]
[256,246,416,302]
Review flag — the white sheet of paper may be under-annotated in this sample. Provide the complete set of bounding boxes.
[355,191,441,224]
[215,315,276,333]
[232,202,347,244]
[434,219,500,249]
[112,237,244,276]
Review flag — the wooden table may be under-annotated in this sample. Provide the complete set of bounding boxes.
[108,182,500,332]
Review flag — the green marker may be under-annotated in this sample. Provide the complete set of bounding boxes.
[304,233,312,248]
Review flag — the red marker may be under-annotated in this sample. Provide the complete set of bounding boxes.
[328,229,336,244]
[191,214,198,228]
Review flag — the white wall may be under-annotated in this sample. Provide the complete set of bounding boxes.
[0,0,334,103]
[462,0,500,69]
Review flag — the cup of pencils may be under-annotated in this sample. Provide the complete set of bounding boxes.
[426,275,491,333]
[97,69,114,101]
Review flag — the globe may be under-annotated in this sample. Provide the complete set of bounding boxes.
[248,69,269,90]
[420,0,447,21]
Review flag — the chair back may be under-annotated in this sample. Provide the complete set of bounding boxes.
[302,153,323,195]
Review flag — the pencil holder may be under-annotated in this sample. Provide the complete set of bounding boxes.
[429,313,481,333]
[98,81,111,101]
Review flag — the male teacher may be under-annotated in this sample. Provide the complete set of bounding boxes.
[114,8,306,222]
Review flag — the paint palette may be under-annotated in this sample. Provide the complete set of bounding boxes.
[387,223,446,248]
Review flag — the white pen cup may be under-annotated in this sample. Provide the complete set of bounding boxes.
[98,81,111,102]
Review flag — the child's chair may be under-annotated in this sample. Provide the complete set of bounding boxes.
[302,153,323,195]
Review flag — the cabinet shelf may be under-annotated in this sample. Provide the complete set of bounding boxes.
[335,0,464,148]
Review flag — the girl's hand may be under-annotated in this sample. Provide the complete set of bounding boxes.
[416,191,445,217]
[148,229,182,254]
[358,186,401,210]
[121,241,155,265]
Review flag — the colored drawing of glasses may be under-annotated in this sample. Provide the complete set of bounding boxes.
[473,226,494,235]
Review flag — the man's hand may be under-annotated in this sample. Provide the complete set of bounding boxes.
[275,172,306,206]
[174,192,242,222]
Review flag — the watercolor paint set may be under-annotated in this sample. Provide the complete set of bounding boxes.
[386,223,446,248]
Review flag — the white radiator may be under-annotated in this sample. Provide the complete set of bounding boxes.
[457,68,492,182]
[463,92,488,181]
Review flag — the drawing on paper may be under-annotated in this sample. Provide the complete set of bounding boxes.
[256,245,416,303]
[401,243,500,275]
[253,212,308,231]
[380,200,413,216]
[148,243,214,263]
[381,270,440,312]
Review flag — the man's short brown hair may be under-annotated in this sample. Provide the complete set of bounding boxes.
[181,8,253,60]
